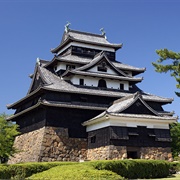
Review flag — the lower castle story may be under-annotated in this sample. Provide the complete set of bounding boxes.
[8,126,173,164]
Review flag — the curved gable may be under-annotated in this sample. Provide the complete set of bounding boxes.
[108,92,160,116]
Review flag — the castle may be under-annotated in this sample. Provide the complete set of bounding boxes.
[7,25,177,163]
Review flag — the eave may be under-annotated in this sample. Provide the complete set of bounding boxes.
[7,87,43,109]
[51,36,122,54]
[82,112,177,127]
[7,100,106,121]
[63,70,143,83]
[45,54,146,76]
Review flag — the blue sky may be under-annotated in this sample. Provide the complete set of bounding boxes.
[0,0,179,118]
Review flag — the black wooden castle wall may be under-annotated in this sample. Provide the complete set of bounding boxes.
[45,91,116,106]
[46,106,102,138]
[88,126,171,149]
[16,107,46,134]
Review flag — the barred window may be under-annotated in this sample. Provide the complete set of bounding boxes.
[154,129,172,142]
[110,127,129,140]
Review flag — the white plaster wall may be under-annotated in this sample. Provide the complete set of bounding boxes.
[106,79,129,90]
[71,75,98,87]
[86,117,171,132]
[55,62,79,72]
[88,66,118,75]
[55,62,66,72]
[109,118,170,129]
[70,75,129,90]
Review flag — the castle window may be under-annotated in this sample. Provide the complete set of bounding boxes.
[110,127,128,140]
[154,129,172,142]
[120,83,124,90]
[97,62,107,72]
[79,79,84,85]
[98,79,107,88]
[90,136,96,143]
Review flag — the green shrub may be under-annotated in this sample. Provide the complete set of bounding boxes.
[0,160,172,179]
[0,161,76,179]
[0,165,11,179]
[169,161,180,174]
[27,164,124,180]
[90,159,171,179]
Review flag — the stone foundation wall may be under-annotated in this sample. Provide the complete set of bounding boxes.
[8,126,173,164]
[87,145,172,161]
[8,127,45,164]
[140,147,172,161]
[8,126,87,164]
[39,127,87,162]
[87,145,127,160]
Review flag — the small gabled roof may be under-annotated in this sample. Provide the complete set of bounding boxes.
[61,52,143,83]
[51,29,122,53]
[82,92,178,127]
[61,51,126,75]
[107,91,159,116]
[45,53,145,76]
[70,51,127,75]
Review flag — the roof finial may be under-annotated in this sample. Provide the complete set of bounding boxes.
[65,21,71,33]
[100,28,107,39]
[36,57,41,66]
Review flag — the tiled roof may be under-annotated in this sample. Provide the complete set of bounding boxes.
[64,70,143,82]
[45,54,145,74]
[72,51,129,76]
[68,30,111,45]
[39,66,173,103]
[7,100,107,121]
[51,29,122,53]
[112,61,146,72]
[62,52,143,82]
[39,59,49,66]
[107,92,159,115]
[82,112,177,126]
[7,65,173,109]
[108,113,177,120]
[82,92,177,126]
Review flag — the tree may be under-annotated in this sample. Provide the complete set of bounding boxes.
[170,123,180,157]
[152,48,180,97]
[0,113,19,163]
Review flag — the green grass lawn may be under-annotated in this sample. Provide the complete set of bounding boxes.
[152,174,180,180]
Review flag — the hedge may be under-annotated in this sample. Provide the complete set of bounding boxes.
[0,162,76,179]
[0,160,175,179]
[28,164,124,180]
[90,159,171,179]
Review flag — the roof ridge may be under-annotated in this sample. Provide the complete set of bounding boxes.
[69,29,105,38]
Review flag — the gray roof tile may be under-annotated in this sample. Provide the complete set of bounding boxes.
[39,66,173,103]
[52,54,145,73]
[68,30,111,45]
